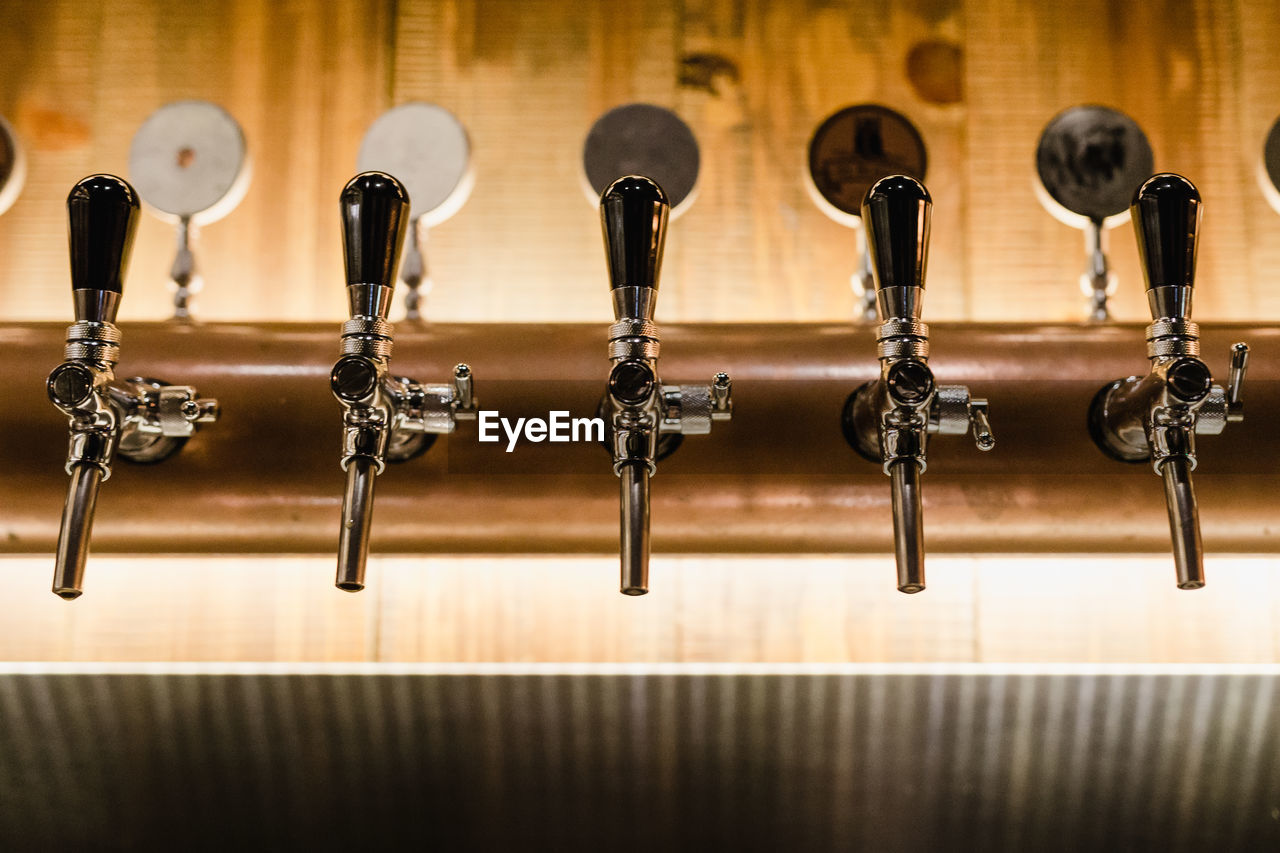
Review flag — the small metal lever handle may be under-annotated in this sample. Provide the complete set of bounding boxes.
[711,372,732,419]
[1227,342,1249,421]
[970,400,995,450]
[453,363,475,416]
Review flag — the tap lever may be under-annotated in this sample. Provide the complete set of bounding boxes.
[341,171,411,322]
[1133,173,1201,321]
[1227,343,1249,421]
[452,363,476,417]
[862,175,930,323]
[51,174,218,599]
[602,175,668,293]
[597,174,728,595]
[68,174,140,304]
[711,373,732,420]
[1089,173,1241,588]
[970,400,995,451]
[330,171,475,591]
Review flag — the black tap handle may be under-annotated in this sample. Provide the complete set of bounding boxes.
[67,174,139,298]
[601,175,668,291]
[341,171,411,290]
[1131,173,1200,320]
[861,174,931,293]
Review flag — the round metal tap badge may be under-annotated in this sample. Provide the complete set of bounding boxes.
[1035,105,1154,228]
[0,114,27,217]
[806,104,927,226]
[1258,114,1280,216]
[358,102,474,228]
[583,103,700,217]
[129,100,251,225]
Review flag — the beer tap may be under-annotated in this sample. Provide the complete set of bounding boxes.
[1089,173,1249,589]
[842,175,994,593]
[599,175,731,595]
[45,175,220,599]
[330,172,476,592]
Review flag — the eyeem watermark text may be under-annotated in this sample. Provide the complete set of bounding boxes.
[478,411,605,452]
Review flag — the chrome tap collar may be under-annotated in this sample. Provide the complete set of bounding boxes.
[63,320,122,367]
[340,316,395,359]
[1145,318,1201,359]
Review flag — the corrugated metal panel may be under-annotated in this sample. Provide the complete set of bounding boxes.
[0,672,1276,850]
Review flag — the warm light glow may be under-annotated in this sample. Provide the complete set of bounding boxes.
[0,554,1275,664]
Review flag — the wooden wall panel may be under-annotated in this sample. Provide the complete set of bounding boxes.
[0,0,393,323]
[3,1,1276,326]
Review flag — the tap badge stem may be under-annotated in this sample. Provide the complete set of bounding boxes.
[599,175,732,596]
[330,171,477,592]
[47,175,221,599]
[842,175,994,594]
[1088,173,1249,589]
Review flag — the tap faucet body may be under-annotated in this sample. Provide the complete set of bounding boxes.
[842,175,993,593]
[331,172,476,592]
[1088,173,1249,588]
[599,175,731,595]
[46,175,220,599]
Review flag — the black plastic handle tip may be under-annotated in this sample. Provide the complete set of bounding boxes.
[1131,172,1200,291]
[600,175,669,291]
[67,174,139,295]
[341,171,411,289]
[861,174,931,291]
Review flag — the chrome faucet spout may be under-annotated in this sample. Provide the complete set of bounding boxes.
[619,462,651,595]
[1088,173,1247,588]
[1160,456,1204,590]
[889,460,925,594]
[52,463,103,600]
[336,457,378,592]
[844,175,993,593]
[599,175,731,595]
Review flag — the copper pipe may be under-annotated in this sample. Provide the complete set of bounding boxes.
[2,321,1277,555]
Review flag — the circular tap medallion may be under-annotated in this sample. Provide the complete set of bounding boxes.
[1035,105,1154,228]
[0,114,27,217]
[358,102,474,228]
[583,103,700,217]
[1258,114,1280,216]
[806,104,927,226]
[129,100,251,225]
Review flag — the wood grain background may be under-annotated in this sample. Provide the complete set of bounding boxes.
[1,0,1278,662]
[1,0,1279,324]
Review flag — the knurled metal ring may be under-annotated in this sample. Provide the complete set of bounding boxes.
[609,319,660,341]
[608,339,660,360]
[341,317,394,359]
[1147,338,1201,358]
[341,336,393,359]
[342,317,393,339]
[878,338,930,360]
[878,318,928,339]
[64,341,120,364]
[65,321,121,343]
[1146,318,1199,340]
